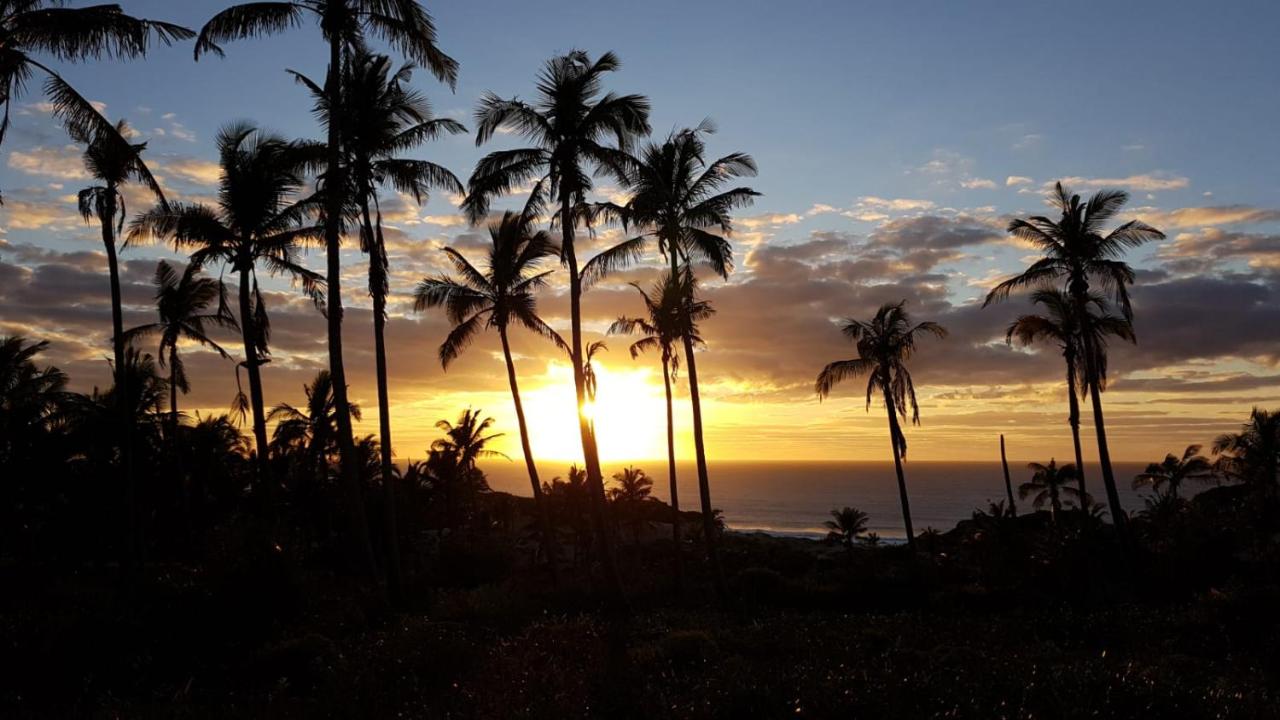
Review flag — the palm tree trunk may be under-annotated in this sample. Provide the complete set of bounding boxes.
[1065,356,1089,517]
[1087,376,1128,536]
[323,38,378,586]
[498,326,559,584]
[882,383,916,550]
[1000,434,1016,516]
[671,253,728,606]
[561,197,625,606]
[169,347,191,550]
[361,204,402,600]
[237,267,274,506]
[662,353,683,591]
[100,189,137,579]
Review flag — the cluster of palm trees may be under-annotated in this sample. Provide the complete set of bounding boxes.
[5,2,758,604]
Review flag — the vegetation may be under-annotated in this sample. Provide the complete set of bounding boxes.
[2,5,1278,717]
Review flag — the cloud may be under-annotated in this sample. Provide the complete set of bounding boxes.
[1055,173,1190,192]
[1157,228,1280,272]
[1005,176,1033,187]
[7,145,86,180]
[856,196,935,212]
[423,214,467,227]
[1135,205,1280,230]
[739,212,803,229]
[960,178,997,190]
[157,156,221,186]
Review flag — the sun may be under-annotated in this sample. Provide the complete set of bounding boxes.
[521,359,668,463]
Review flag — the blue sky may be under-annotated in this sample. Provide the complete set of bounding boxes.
[2,1,1279,462]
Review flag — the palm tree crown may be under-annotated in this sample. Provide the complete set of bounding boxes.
[608,466,653,503]
[609,271,712,370]
[1133,445,1215,499]
[984,182,1165,319]
[462,50,650,223]
[1213,408,1280,489]
[824,506,870,549]
[816,301,948,456]
[1020,459,1083,521]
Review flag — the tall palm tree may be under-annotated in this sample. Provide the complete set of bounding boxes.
[196,0,458,584]
[462,50,650,603]
[1133,445,1215,500]
[824,506,870,557]
[1019,459,1082,525]
[606,121,758,602]
[296,47,464,594]
[129,123,323,506]
[124,261,238,437]
[985,182,1164,536]
[414,210,564,574]
[609,272,712,587]
[77,119,168,575]
[816,301,947,550]
[1213,408,1280,492]
[1007,288,1134,516]
[0,1,192,199]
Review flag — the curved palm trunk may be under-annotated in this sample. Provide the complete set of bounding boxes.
[561,198,626,606]
[662,353,684,590]
[237,266,275,506]
[882,381,916,550]
[1000,434,1016,516]
[100,189,137,578]
[498,326,559,583]
[323,39,378,586]
[672,254,727,606]
[1087,375,1127,536]
[1065,353,1089,518]
[361,205,402,599]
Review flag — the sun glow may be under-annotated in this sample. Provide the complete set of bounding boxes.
[520,359,669,463]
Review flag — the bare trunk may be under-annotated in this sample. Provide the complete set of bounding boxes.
[101,189,137,579]
[237,267,274,505]
[1087,374,1128,536]
[882,381,915,550]
[324,38,378,586]
[499,326,559,583]
[362,204,401,599]
[1065,353,1089,517]
[561,197,625,606]
[1000,434,1016,516]
[169,347,191,549]
[663,354,683,591]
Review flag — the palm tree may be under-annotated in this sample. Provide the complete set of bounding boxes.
[1133,445,1215,500]
[77,119,170,574]
[608,466,653,503]
[128,123,323,507]
[462,50,650,604]
[1007,288,1134,515]
[296,47,464,595]
[124,261,238,439]
[606,121,759,602]
[816,301,947,550]
[430,408,503,530]
[1213,408,1280,492]
[609,271,712,587]
[196,0,458,584]
[269,370,361,495]
[414,210,564,574]
[0,2,192,199]
[824,506,870,557]
[985,182,1164,536]
[1019,459,1082,525]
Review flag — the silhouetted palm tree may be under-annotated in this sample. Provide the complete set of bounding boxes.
[125,261,238,437]
[0,1,191,198]
[1213,408,1280,492]
[816,301,947,550]
[196,0,457,584]
[1133,445,1215,500]
[129,123,323,505]
[985,182,1164,536]
[415,211,564,573]
[77,119,169,574]
[610,271,713,587]
[463,50,650,604]
[430,408,503,530]
[824,506,870,557]
[296,47,464,595]
[609,466,653,503]
[269,370,361,496]
[1019,459,1082,525]
[606,121,758,602]
[1007,288,1133,515]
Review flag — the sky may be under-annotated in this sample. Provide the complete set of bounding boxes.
[2,0,1279,466]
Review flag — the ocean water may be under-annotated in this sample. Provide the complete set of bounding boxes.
[479,459,1157,540]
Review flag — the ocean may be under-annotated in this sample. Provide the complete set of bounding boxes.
[479,459,1159,540]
